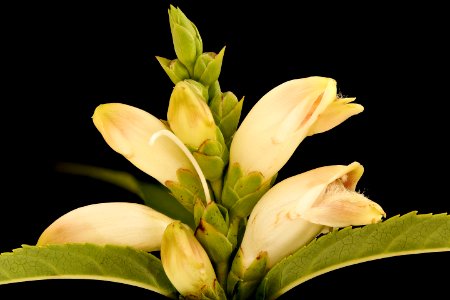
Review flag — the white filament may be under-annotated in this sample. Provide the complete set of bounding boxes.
[149,129,211,204]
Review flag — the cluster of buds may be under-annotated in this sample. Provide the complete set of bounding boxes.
[37,6,386,300]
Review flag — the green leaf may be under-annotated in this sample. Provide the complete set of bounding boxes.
[0,244,177,298]
[56,163,194,228]
[256,212,450,300]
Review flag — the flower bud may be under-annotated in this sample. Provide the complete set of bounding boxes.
[168,5,203,72]
[161,221,226,299]
[155,56,189,84]
[230,76,363,181]
[193,47,226,86]
[167,80,217,149]
[37,202,173,252]
[210,90,244,146]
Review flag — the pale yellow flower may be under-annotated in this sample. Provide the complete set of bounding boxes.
[239,162,385,269]
[161,221,224,299]
[230,77,363,180]
[167,80,216,149]
[38,202,173,252]
[93,103,195,185]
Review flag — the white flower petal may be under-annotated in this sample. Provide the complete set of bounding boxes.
[93,103,194,184]
[37,202,173,252]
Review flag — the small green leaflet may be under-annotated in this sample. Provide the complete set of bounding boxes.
[0,243,177,299]
[256,212,450,300]
[56,162,195,228]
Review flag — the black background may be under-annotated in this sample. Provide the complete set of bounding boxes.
[2,1,449,298]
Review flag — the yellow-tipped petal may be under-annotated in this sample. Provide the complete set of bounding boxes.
[308,97,364,135]
[37,202,173,252]
[161,221,223,298]
[93,103,194,184]
[230,76,338,180]
[167,81,216,149]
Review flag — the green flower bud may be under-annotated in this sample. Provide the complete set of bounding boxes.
[155,56,189,84]
[210,91,244,146]
[193,47,226,86]
[168,5,203,73]
[161,221,226,300]
[168,80,216,149]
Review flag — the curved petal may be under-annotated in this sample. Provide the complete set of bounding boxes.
[230,77,337,179]
[37,202,174,252]
[308,97,364,135]
[93,103,194,184]
[239,162,368,269]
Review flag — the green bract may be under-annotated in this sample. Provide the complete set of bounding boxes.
[1,5,449,300]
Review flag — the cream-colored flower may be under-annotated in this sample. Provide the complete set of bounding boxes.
[37,202,173,252]
[230,77,363,180]
[239,162,385,269]
[167,80,216,149]
[93,103,195,185]
[161,221,224,299]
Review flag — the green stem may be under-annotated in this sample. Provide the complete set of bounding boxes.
[215,260,229,292]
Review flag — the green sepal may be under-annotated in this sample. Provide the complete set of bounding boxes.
[196,219,233,265]
[185,79,209,102]
[198,138,223,156]
[221,163,244,208]
[193,128,229,182]
[208,80,221,103]
[194,151,224,182]
[226,217,247,250]
[234,172,263,197]
[202,202,229,235]
[221,163,276,219]
[210,91,244,146]
[229,177,275,220]
[166,168,206,213]
[194,47,226,86]
[155,56,189,84]
[177,168,205,196]
[227,248,268,300]
[220,96,244,146]
[193,198,206,228]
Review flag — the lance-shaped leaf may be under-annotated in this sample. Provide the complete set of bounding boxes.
[256,212,450,300]
[0,244,177,299]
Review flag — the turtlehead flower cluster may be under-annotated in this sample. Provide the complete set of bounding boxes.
[37,6,385,300]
